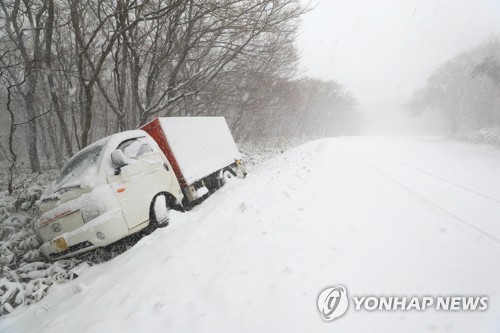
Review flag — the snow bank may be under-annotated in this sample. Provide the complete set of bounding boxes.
[0,140,277,316]
[238,142,283,170]
[238,136,309,170]
[450,127,500,148]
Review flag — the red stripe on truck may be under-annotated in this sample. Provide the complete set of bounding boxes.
[38,210,77,227]
[140,118,188,188]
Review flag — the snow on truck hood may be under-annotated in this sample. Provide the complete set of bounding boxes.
[4,137,500,333]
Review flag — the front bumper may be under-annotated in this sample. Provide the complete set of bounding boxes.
[40,209,131,259]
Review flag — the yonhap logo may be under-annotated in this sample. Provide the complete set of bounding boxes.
[317,285,489,322]
[317,286,349,321]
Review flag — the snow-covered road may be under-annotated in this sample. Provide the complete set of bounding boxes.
[2,137,500,332]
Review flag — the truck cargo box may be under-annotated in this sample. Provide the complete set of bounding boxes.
[140,117,241,189]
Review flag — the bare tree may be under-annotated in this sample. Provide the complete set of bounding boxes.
[0,0,361,177]
[2,75,25,194]
[408,38,500,133]
[0,0,46,173]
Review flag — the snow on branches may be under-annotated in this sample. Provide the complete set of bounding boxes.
[0,174,84,316]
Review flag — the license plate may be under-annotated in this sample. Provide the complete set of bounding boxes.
[51,237,69,252]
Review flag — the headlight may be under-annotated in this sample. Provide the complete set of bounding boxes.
[81,206,103,223]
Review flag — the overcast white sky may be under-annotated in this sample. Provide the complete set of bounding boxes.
[296,0,500,105]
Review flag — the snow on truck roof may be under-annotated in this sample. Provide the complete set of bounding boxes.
[155,117,241,184]
[101,130,149,150]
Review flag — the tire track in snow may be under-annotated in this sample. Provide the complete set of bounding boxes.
[363,158,500,247]
[385,155,500,205]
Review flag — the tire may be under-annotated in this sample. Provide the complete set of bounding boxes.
[205,173,223,193]
[221,166,238,185]
[143,195,170,236]
[152,194,169,228]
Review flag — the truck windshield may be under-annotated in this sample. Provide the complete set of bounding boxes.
[54,144,104,190]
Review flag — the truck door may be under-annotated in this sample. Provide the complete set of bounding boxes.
[108,136,173,230]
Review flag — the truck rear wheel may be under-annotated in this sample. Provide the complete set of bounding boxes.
[221,166,238,185]
[205,173,223,193]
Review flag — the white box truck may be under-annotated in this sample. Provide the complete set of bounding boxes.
[36,117,245,259]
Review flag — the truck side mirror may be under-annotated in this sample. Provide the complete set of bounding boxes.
[111,149,128,169]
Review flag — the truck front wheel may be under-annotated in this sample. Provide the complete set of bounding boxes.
[145,195,170,235]
[153,195,169,227]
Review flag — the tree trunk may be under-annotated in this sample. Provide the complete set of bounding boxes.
[81,85,94,147]
[24,88,41,173]
[45,0,73,158]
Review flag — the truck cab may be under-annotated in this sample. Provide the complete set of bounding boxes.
[36,130,184,259]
